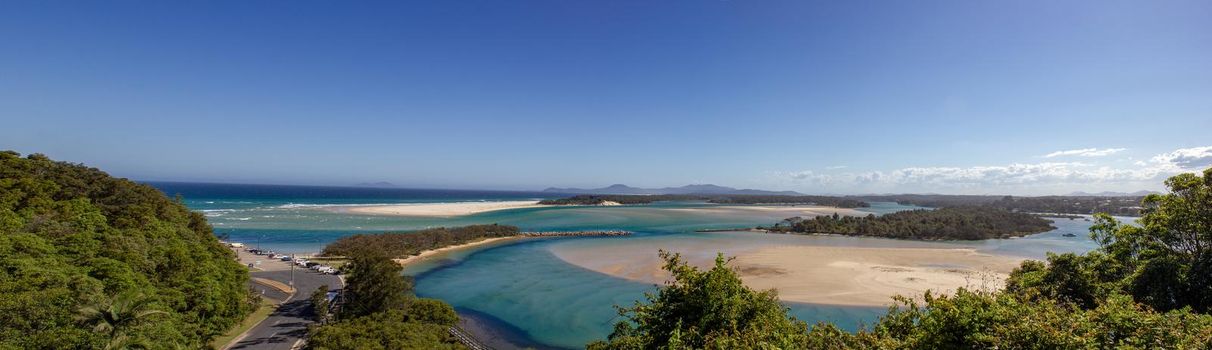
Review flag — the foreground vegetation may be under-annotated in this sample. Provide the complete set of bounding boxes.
[857,194,1143,216]
[764,206,1055,240]
[591,169,1212,349]
[539,194,870,208]
[321,224,520,258]
[306,252,464,349]
[0,152,252,348]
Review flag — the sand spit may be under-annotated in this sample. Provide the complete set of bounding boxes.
[326,200,543,217]
[549,234,1025,307]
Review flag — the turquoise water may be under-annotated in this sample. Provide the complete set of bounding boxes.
[157,183,1107,349]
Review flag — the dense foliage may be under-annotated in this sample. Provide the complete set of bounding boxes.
[306,309,461,350]
[0,151,252,348]
[539,194,869,208]
[593,169,1212,349]
[588,251,815,349]
[320,224,520,258]
[765,206,1055,240]
[307,254,463,349]
[342,254,412,319]
[588,249,1212,349]
[857,194,1143,216]
[1008,168,1212,313]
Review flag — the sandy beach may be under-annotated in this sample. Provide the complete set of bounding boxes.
[394,236,525,267]
[550,234,1025,307]
[326,200,543,217]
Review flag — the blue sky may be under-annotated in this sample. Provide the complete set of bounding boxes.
[2,1,1210,195]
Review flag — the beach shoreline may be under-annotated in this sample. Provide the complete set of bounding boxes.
[549,235,1027,307]
[393,236,526,267]
[324,200,544,217]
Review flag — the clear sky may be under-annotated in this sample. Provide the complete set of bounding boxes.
[2,1,1210,195]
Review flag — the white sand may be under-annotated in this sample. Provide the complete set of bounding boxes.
[550,235,1024,307]
[731,245,1021,306]
[394,237,525,267]
[326,201,543,217]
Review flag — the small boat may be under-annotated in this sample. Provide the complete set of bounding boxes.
[1062,233,1077,237]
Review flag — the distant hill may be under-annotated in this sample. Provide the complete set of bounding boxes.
[354,181,397,188]
[1067,190,1159,197]
[542,184,802,196]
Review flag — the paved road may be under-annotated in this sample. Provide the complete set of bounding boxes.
[228,266,341,350]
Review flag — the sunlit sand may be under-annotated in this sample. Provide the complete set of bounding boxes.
[549,233,1024,306]
[325,200,543,217]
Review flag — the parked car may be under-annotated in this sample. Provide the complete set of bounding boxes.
[280,256,292,261]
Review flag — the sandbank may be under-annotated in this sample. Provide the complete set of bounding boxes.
[326,200,543,217]
[550,235,1025,307]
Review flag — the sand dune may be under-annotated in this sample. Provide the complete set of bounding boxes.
[324,200,543,217]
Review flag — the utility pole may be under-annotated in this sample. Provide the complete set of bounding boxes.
[290,253,295,292]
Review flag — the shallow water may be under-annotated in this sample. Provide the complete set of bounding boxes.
[157,182,1109,349]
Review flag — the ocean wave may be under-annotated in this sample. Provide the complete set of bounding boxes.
[272,201,529,209]
[229,217,253,221]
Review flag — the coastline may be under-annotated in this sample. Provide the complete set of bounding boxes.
[670,205,867,217]
[325,200,544,217]
[549,234,1026,307]
[393,236,526,267]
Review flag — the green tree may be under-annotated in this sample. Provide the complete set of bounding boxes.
[306,310,463,350]
[404,298,459,327]
[587,250,812,349]
[74,292,170,350]
[0,151,250,348]
[312,284,331,324]
[1008,168,1212,312]
[341,254,410,319]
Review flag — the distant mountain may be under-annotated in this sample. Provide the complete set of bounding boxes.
[1066,190,1158,197]
[354,181,397,188]
[542,184,802,196]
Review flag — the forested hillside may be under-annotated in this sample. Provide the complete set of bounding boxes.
[0,151,252,348]
[856,194,1143,216]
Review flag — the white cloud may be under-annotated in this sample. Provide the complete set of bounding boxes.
[1043,148,1126,158]
[825,165,848,170]
[1148,146,1212,171]
[779,146,1210,194]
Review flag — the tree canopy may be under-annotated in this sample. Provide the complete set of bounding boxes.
[307,253,464,349]
[765,206,1055,240]
[1008,168,1212,313]
[321,224,519,258]
[0,151,252,348]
